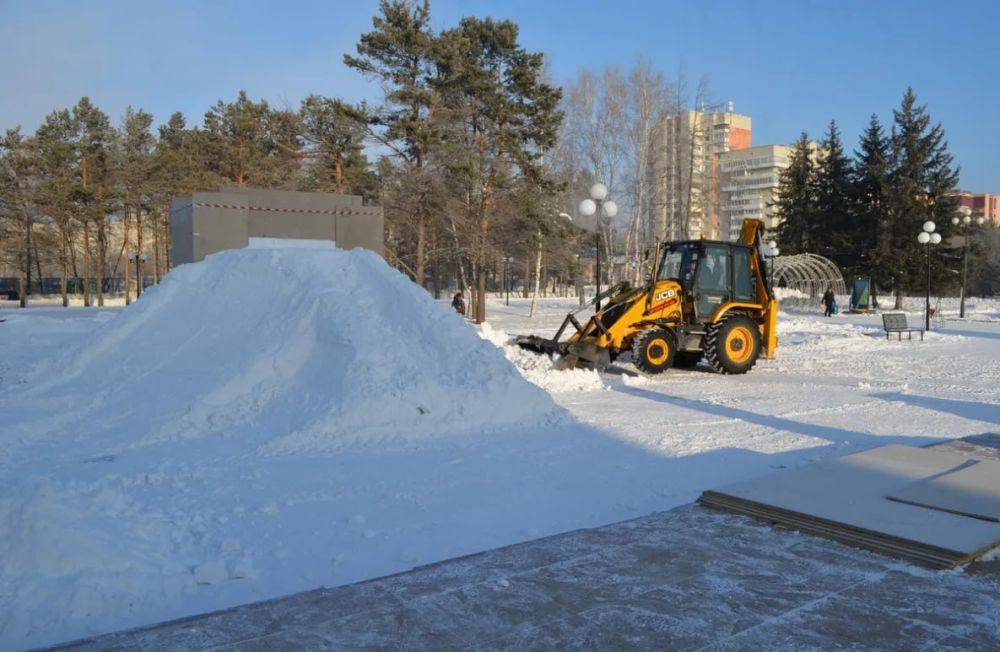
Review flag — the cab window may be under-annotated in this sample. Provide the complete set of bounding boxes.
[695,245,730,317]
[733,247,757,302]
[657,243,698,289]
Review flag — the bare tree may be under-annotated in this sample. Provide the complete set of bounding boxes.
[622,59,671,284]
[562,67,629,284]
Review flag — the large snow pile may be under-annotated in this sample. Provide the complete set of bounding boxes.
[0,246,565,648]
[14,247,562,452]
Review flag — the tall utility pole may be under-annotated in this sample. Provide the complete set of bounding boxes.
[951,206,984,319]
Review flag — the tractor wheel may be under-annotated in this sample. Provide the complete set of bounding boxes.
[705,314,761,375]
[673,351,703,369]
[631,328,676,375]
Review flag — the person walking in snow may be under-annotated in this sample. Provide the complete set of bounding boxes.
[451,292,466,316]
[821,286,836,317]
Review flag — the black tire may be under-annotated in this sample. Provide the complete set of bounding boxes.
[673,351,703,369]
[631,328,676,375]
[704,314,761,375]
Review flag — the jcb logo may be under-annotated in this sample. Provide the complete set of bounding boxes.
[654,289,676,301]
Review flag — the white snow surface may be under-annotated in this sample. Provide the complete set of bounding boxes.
[476,322,606,394]
[2,264,999,649]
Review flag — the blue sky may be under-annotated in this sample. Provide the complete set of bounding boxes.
[3,0,997,190]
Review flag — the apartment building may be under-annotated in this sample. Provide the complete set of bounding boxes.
[718,145,792,241]
[648,105,751,242]
[718,142,824,241]
[951,190,1000,225]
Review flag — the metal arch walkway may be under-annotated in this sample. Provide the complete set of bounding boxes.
[771,253,846,297]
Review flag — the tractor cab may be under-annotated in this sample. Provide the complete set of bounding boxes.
[656,240,762,324]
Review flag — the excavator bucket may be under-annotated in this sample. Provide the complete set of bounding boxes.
[515,336,611,371]
[514,334,564,356]
[559,341,611,371]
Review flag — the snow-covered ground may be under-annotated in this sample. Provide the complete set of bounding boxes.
[1,261,998,649]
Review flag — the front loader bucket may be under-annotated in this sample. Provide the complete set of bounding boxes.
[559,341,611,372]
[515,335,565,356]
[515,310,610,372]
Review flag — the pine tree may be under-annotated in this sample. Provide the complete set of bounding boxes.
[118,107,155,299]
[202,91,300,188]
[886,88,959,307]
[813,120,854,265]
[71,97,116,306]
[433,16,562,322]
[33,109,78,305]
[152,112,214,273]
[297,95,373,197]
[851,114,892,303]
[774,132,816,254]
[344,0,438,286]
[0,128,35,306]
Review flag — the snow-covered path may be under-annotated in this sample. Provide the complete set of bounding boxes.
[484,297,1000,475]
[1,293,998,649]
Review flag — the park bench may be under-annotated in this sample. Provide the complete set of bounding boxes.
[882,312,924,341]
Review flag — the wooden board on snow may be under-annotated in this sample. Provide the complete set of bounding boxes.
[698,444,1000,568]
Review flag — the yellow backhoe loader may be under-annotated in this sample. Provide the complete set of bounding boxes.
[516,218,778,374]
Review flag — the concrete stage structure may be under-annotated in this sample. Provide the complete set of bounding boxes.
[169,187,383,265]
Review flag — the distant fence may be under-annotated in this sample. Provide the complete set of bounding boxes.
[0,276,152,299]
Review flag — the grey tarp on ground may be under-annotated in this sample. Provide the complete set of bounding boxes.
[699,444,1000,566]
[888,458,1000,522]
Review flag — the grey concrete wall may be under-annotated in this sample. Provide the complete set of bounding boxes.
[169,200,195,266]
[169,187,383,265]
[336,210,384,256]
[191,191,251,262]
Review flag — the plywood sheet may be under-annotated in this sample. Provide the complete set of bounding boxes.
[703,445,1000,559]
[888,459,1000,522]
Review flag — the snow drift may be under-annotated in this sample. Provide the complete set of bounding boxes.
[0,246,565,649]
[14,246,563,452]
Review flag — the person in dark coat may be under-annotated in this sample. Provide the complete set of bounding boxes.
[451,292,466,316]
[821,286,836,317]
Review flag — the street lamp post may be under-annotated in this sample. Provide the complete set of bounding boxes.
[766,240,780,289]
[950,206,986,319]
[503,256,514,306]
[917,221,941,330]
[128,252,149,300]
[578,183,618,310]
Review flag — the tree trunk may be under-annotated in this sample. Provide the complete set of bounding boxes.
[61,232,69,308]
[522,258,531,298]
[123,206,132,305]
[81,156,91,306]
[163,204,173,273]
[153,226,160,285]
[33,238,43,293]
[24,209,33,299]
[136,206,145,293]
[476,265,486,324]
[96,218,107,307]
[528,234,543,318]
[82,221,91,307]
[415,212,426,287]
[469,264,478,323]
